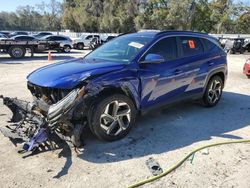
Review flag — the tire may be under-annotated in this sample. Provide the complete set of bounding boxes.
[77,43,84,50]
[229,49,235,54]
[240,49,245,54]
[63,45,71,53]
[89,94,136,141]
[9,46,26,59]
[247,75,250,79]
[202,76,223,107]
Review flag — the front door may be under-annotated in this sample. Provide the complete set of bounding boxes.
[138,37,184,108]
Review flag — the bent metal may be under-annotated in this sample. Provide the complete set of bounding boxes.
[0,87,85,152]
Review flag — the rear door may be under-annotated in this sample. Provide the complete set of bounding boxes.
[176,36,206,95]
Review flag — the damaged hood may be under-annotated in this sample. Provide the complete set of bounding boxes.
[27,58,125,89]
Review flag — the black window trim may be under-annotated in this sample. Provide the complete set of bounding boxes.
[138,34,222,63]
[177,36,205,58]
[140,36,179,62]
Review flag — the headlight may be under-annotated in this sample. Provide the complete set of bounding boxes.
[47,87,85,125]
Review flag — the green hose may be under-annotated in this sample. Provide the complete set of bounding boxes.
[128,139,250,188]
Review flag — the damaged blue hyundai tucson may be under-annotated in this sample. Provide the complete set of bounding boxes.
[0,31,227,152]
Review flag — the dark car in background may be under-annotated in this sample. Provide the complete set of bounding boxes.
[11,35,38,41]
[33,32,53,39]
[223,38,246,54]
[0,33,8,39]
[0,31,10,37]
[42,35,73,52]
[9,31,29,38]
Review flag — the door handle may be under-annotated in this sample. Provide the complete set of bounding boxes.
[174,69,182,75]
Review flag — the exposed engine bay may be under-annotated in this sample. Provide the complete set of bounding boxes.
[0,84,86,153]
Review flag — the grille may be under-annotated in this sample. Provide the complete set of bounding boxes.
[27,82,71,104]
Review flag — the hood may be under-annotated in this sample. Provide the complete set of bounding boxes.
[27,58,125,89]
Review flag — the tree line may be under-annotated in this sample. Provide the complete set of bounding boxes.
[0,0,249,34]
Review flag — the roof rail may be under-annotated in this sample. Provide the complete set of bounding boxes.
[155,30,208,36]
[138,29,161,33]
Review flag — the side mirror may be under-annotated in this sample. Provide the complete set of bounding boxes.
[140,53,165,64]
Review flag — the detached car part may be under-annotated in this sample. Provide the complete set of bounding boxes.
[0,87,85,152]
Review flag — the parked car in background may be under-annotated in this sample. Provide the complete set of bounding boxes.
[89,37,102,50]
[0,31,11,38]
[33,32,53,39]
[73,34,100,50]
[11,35,38,41]
[9,31,29,38]
[0,33,8,39]
[89,35,118,50]
[223,38,245,54]
[42,35,73,52]
[243,39,250,52]
[101,35,116,43]
[243,58,250,79]
[24,31,227,143]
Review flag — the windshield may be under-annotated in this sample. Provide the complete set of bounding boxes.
[85,35,153,63]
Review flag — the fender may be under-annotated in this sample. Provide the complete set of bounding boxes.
[84,69,141,110]
[202,65,227,94]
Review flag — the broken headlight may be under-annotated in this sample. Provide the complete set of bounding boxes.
[47,87,85,126]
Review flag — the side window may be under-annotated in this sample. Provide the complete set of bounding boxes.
[57,37,67,40]
[142,37,177,61]
[86,35,93,40]
[201,38,220,52]
[23,36,32,40]
[47,36,55,41]
[179,37,204,57]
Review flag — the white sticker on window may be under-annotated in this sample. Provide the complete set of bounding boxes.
[128,42,144,49]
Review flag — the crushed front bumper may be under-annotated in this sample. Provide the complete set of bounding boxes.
[0,88,86,153]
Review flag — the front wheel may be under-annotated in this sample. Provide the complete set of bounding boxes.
[9,46,26,58]
[89,94,136,141]
[202,76,223,107]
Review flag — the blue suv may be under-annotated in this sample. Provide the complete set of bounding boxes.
[26,31,227,143]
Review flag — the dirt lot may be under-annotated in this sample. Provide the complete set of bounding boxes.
[0,51,250,188]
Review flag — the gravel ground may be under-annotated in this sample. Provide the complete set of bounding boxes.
[0,51,250,188]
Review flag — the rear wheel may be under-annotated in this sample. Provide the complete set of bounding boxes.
[63,45,71,53]
[202,76,223,107]
[89,94,136,141]
[9,46,26,58]
[247,75,250,79]
[229,49,235,54]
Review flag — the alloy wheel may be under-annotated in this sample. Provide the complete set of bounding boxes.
[100,100,131,136]
[64,46,71,52]
[207,79,222,104]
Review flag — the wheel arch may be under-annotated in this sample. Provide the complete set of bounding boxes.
[87,86,139,110]
[203,68,226,94]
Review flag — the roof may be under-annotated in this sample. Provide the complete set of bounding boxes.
[123,30,214,40]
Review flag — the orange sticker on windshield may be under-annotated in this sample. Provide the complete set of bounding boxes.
[188,40,195,49]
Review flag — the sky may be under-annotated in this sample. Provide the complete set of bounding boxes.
[0,0,63,12]
[0,0,249,12]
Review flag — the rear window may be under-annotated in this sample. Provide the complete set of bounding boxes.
[201,38,221,52]
[179,37,204,57]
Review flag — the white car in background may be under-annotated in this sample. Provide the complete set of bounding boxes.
[72,34,100,50]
